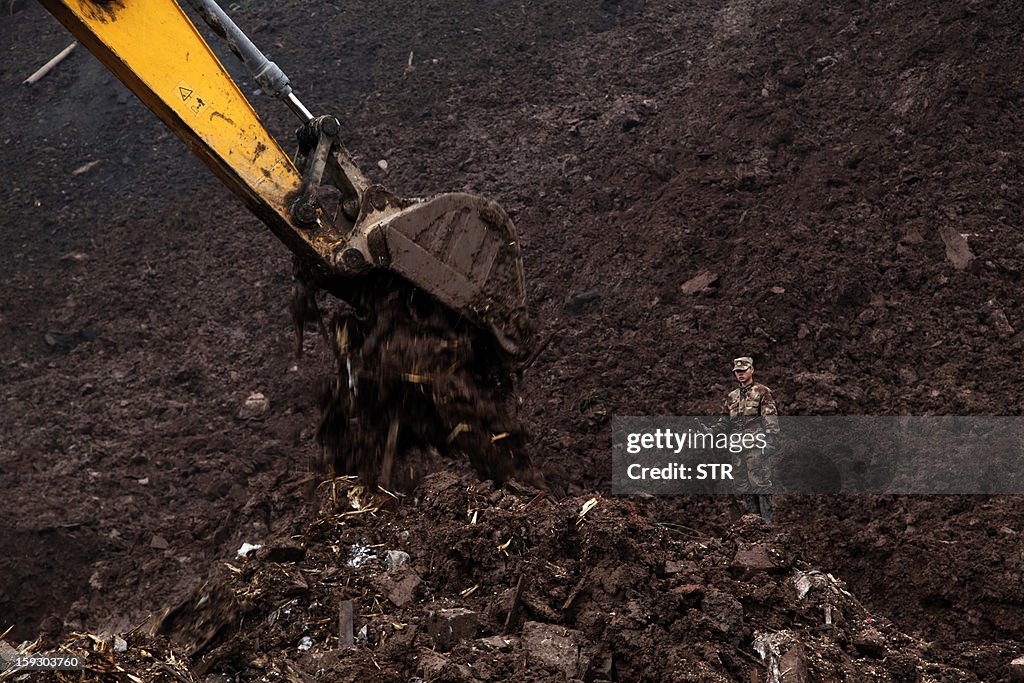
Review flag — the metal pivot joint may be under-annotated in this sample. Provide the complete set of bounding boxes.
[291,115,341,227]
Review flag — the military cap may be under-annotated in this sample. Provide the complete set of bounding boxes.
[732,356,754,371]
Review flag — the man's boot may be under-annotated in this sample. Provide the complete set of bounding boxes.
[757,494,773,523]
[742,494,759,514]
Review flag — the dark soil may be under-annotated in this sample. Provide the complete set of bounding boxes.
[2,0,1023,680]
[313,278,529,490]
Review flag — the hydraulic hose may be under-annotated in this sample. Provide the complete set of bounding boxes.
[183,0,314,123]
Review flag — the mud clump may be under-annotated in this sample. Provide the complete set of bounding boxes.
[314,278,529,490]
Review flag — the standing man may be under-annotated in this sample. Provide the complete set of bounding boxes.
[714,356,780,522]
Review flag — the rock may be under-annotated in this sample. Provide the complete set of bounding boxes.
[425,608,479,651]
[521,621,585,678]
[151,535,170,550]
[384,549,411,569]
[984,299,1015,339]
[853,627,886,659]
[237,392,270,420]
[680,270,719,295]
[732,543,781,572]
[938,226,974,270]
[563,287,601,314]
[374,566,422,608]
[478,635,516,652]
[1008,655,1024,681]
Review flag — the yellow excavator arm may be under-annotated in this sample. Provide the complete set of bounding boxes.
[38,0,530,356]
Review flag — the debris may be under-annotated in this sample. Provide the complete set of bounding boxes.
[339,599,354,648]
[384,549,410,569]
[151,535,170,550]
[1009,655,1024,682]
[237,542,262,559]
[852,627,886,659]
[374,567,421,607]
[521,621,587,679]
[503,573,526,634]
[778,641,810,682]
[297,635,313,651]
[425,608,479,651]
[754,631,803,683]
[377,159,389,171]
[113,635,128,653]
[478,635,516,652]
[577,497,598,525]
[680,270,719,295]
[23,41,77,85]
[237,391,270,420]
[72,160,101,176]
[938,225,974,270]
[984,299,1015,338]
[347,544,376,568]
[732,543,782,573]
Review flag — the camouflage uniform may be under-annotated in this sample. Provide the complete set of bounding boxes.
[714,357,780,521]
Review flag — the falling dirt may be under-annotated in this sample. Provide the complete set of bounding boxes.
[312,277,531,491]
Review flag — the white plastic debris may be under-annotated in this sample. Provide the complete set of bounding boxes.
[384,550,410,569]
[347,544,376,568]
[237,391,270,420]
[237,542,262,559]
[297,636,313,651]
[793,568,827,599]
[753,630,795,683]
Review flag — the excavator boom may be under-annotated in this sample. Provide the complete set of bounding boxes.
[37,0,531,356]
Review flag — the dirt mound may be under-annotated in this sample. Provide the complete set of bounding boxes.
[8,473,998,681]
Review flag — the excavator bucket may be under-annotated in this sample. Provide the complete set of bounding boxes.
[340,188,530,356]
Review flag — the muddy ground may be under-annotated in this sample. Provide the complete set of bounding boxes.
[1,0,1023,680]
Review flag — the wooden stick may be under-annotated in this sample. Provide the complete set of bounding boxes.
[503,573,526,634]
[24,42,77,85]
[339,599,354,648]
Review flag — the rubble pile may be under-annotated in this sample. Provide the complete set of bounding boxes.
[9,473,995,681]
